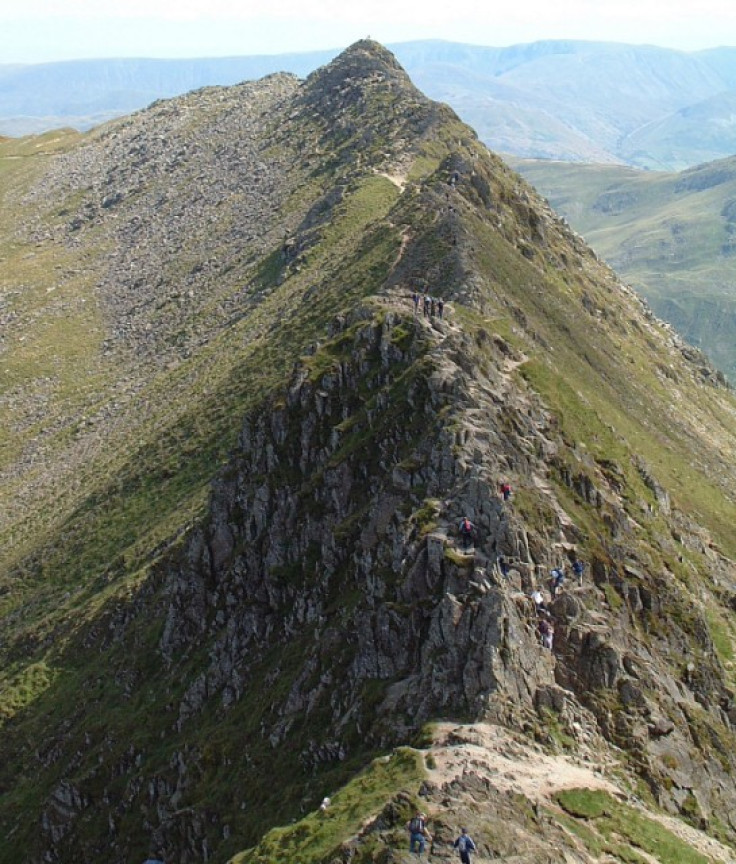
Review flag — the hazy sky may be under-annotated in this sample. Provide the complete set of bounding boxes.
[2,0,736,63]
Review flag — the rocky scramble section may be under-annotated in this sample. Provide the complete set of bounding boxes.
[3,41,736,864]
[418,723,736,863]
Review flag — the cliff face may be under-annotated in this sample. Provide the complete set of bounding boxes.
[3,41,736,864]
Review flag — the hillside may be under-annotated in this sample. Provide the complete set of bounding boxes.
[3,41,736,864]
[5,39,736,169]
[509,154,736,381]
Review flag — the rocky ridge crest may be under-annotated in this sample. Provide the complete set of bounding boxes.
[2,40,736,864]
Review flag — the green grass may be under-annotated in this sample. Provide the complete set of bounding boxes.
[230,748,424,864]
[410,498,441,536]
[517,335,736,559]
[0,108,442,860]
[556,789,710,864]
[511,154,736,380]
[706,606,735,666]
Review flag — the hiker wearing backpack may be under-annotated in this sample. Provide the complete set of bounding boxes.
[453,828,477,864]
[458,516,476,550]
[572,559,585,586]
[550,567,565,597]
[531,588,548,615]
[500,481,512,501]
[407,811,432,855]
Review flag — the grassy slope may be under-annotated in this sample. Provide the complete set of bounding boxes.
[0,171,409,863]
[510,155,736,379]
[3,50,736,863]
[230,749,425,864]
[448,151,736,556]
[0,54,475,858]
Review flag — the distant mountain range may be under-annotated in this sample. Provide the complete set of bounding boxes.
[3,39,736,170]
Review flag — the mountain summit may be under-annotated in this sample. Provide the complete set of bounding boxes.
[2,41,736,864]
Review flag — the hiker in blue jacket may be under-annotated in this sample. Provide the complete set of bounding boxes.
[572,558,585,585]
[453,827,477,863]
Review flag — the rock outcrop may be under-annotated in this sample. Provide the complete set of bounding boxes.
[2,40,736,864]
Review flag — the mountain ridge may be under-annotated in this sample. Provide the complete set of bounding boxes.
[3,39,736,170]
[509,152,736,381]
[3,40,736,863]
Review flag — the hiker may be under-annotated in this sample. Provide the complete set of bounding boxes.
[572,559,585,586]
[500,481,512,501]
[423,294,431,318]
[453,827,477,864]
[437,298,444,319]
[430,297,436,317]
[550,567,565,597]
[497,554,509,577]
[458,516,476,550]
[538,617,554,650]
[412,291,420,314]
[407,811,432,855]
[531,588,547,615]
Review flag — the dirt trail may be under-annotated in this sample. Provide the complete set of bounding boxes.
[378,170,408,191]
[428,722,616,802]
[425,723,736,863]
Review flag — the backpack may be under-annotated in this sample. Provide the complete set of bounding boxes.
[461,518,472,534]
[458,836,470,851]
[409,816,424,834]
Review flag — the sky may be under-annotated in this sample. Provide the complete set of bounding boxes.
[2,0,736,64]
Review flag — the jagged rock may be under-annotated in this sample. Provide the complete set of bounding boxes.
[3,38,736,864]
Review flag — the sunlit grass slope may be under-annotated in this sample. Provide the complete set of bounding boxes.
[511,154,736,380]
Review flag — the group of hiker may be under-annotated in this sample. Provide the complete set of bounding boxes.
[412,291,445,319]
[407,812,476,862]
[533,559,584,651]
[457,487,586,655]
